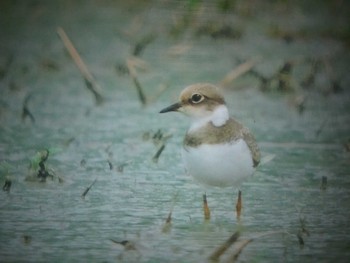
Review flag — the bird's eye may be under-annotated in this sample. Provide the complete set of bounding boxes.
[191,93,204,104]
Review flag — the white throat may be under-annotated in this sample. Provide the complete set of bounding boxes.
[189,105,229,132]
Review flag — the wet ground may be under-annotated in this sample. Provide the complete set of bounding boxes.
[1,1,350,262]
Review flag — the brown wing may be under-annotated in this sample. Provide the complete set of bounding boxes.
[242,128,260,167]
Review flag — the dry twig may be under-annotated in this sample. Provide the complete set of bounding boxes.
[220,58,260,88]
[57,27,104,105]
[208,231,240,261]
[81,178,97,198]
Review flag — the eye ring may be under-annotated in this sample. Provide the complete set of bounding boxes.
[190,93,204,104]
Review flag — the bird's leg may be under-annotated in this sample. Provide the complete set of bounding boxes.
[203,193,211,220]
[235,190,242,219]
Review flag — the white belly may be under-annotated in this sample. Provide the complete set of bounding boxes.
[182,139,254,187]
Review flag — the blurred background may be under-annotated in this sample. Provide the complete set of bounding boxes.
[0,0,349,262]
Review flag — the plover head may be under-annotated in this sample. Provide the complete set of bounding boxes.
[160,83,229,127]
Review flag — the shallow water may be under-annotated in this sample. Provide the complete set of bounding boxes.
[1,1,350,262]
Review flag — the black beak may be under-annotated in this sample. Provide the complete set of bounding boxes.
[159,102,182,113]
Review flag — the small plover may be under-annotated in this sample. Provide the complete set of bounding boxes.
[160,83,260,219]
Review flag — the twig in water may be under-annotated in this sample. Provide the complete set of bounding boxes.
[296,232,304,247]
[57,27,104,105]
[22,93,35,123]
[152,143,165,163]
[117,162,129,173]
[37,149,51,182]
[132,33,156,57]
[126,58,147,106]
[162,192,179,233]
[225,231,295,262]
[226,239,253,262]
[320,176,327,190]
[161,210,172,233]
[132,76,147,105]
[220,58,260,88]
[84,78,104,105]
[208,231,240,261]
[81,178,97,198]
[110,239,136,250]
[80,159,86,167]
[299,216,310,236]
[107,160,113,170]
[315,119,328,137]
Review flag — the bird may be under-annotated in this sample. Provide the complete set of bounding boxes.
[160,83,260,219]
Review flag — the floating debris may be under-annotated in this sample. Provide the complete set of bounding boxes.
[40,58,60,71]
[297,231,304,247]
[80,159,86,167]
[105,144,113,158]
[22,93,35,123]
[58,176,64,184]
[81,178,97,198]
[37,149,52,182]
[110,239,137,251]
[152,143,165,163]
[57,27,104,105]
[22,235,32,245]
[161,210,172,233]
[132,33,156,57]
[117,161,131,173]
[320,176,328,190]
[299,217,310,236]
[208,231,240,261]
[25,150,59,182]
[2,177,12,193]
[107,160,113,170]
